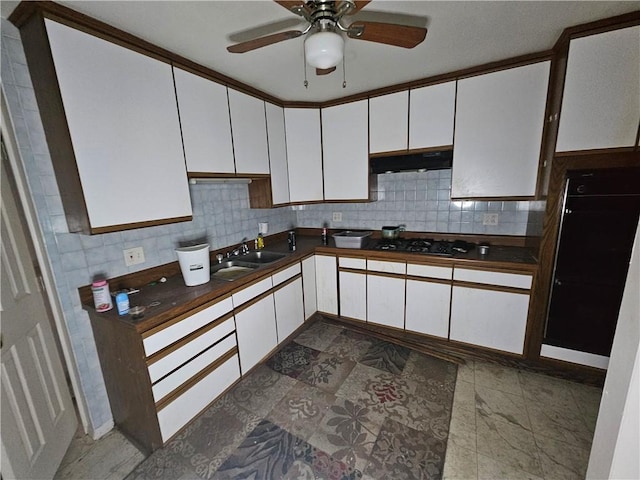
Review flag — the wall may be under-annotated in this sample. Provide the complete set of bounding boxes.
[1,18,294,435]
[297,170,545,236]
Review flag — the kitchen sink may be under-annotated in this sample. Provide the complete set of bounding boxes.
[211,260,260,281]
[239,250,287,264]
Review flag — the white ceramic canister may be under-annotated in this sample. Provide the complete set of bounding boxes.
[92,279,113,312]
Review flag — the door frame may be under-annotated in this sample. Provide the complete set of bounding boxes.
[1,87,90,432]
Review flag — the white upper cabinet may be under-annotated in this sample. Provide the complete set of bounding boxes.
[556,26,640,152]
[174,68,235,174]
[369,91,409,153]
[452,61,550,198]
[322,100,369,201]
[409,81,456,149]
[228,89,270,174]
[265,103,290,205]
[44,19,191,231]
[285,108,323,203]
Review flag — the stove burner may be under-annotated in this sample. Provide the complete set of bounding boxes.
[372,238,468,257]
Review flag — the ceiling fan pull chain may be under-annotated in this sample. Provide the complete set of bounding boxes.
[342,55,347,88]
[303,47,309,88]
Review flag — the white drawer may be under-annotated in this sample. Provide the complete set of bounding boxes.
[453,268,532,289]
[272,263,301,286]
[339,257,366,270]
[406,263,452,280]
[232,277,273,307]
[143,297,233,357]
[157,353,240,442]
[148,316,235,383]
[151,334,236,402]
[367,259,406,275]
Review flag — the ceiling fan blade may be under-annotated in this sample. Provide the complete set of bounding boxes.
[316,67,336,76]
[227,30,303,53]
[347,21,427,48]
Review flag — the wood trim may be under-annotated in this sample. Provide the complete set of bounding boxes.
[155,347,238,411]
[141,295,232,339]
[406,275,452,286]
[554,146,637,157]
[368,144,453,159]
[271,273,302,293]
[554,10,640,47]
[229,272,273,297]
[452,263,535,276]
[365,270,406,280]
[232,288,274,315]
[90,215,193,235]
[525,151,640,360]
[452,280,530,295]
[338,267,367,274]
[146,313,235,365]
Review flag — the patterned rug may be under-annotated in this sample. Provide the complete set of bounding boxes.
[126,318,457,479]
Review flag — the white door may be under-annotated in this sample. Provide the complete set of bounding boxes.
[1,147,77,479]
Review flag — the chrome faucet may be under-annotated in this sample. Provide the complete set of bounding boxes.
[228,237,250,257]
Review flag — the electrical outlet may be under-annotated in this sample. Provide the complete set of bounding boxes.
[332,212,343,222]
[483,213,499,226]
[123,246,145,266]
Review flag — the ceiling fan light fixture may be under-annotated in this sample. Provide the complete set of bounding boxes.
[304,31,344,69]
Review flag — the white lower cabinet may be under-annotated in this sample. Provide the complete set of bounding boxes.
[367,274,405,329]
[274,278,305,342]
[339,271,367,321]
[234,294,277,374]
[302,256,317,320]
[405,280,451,338]
[449,286,530,354]
[316,255,338,315]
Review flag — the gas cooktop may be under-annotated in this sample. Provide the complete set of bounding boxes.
[371,238,472,256]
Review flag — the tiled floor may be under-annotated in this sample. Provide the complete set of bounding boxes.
[55,318,602,480]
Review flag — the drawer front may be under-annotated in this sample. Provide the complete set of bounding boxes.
[157,353,240,442]
[367,259,406,275]
[453,268,532,289]
[339,257,367,270]
[151,334,236,402]
[143,297,233,356]
[272,263,301,286]
[148,317,235,383]
[232,277,273,307]
[406,263,452,280]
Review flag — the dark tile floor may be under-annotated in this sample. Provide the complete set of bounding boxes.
[127,318,458,479]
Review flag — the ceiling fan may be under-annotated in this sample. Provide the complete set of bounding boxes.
[227,1,428,76]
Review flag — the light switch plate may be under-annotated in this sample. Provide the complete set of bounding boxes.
[123,246,145,266]
[483,213,499,226]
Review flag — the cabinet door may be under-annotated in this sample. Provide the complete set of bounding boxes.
[302,256,317,320]
[369,91,409,153]
[234,295,277,374]
[274,278,304,342]
[405,280,451,338]
[449,286,529,354]
[339,271,367,321]
[174,68,235,173]
[228,89,270,174]
[315,255,338,315]
[285,108,323,202]
[367,275,405,329]
[322,100,369,200]
[557,26,640,152]
[265,103,290,205]
[45,19,192,230]
[452,61,550,198]
[409,81,456,149]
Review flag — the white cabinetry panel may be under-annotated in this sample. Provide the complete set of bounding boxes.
[369,91,409,153]
[339,271,367,321]
[302,256,317,320]
[452,61,550,198]
[316,255,338,315]
[406,280,451,338]
[409,81,456,149]
[228,89,270,174]
[453,269,532,289]
[234,295,277,373]
[367,275,405,329]
[45,19,191,229]
[265,103,290,205]
[557,26,640,152]
[274,278,304,342]
[322,100,369,200]
[285,108,323,202]
[174,68,234,173]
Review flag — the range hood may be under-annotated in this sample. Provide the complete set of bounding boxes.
[370,149,452,174]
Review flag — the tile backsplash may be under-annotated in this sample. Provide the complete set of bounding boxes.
[297,170,546,236]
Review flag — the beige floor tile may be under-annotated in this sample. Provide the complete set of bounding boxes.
[449,405,477,452]
[475,385,532,431]
[457,359,475,384]
[453,379,476,413]
[519,370,579,411]
[526,401,595,451]
[534,432,591,480]
[567,381,603,433]
[443,443,478,480]
[474,362,523,396]
[477,453,543,480]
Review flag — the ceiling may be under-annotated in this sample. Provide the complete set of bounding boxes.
[2,1,638,102]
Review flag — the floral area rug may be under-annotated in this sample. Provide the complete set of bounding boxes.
[126,317,457,479]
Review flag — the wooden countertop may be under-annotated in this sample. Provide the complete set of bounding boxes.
[80,234,538,334]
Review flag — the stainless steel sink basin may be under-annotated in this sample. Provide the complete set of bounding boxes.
[239,250,287,264]
[211,260,260,281]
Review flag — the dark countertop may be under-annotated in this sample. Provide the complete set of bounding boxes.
[83,234,537,334]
